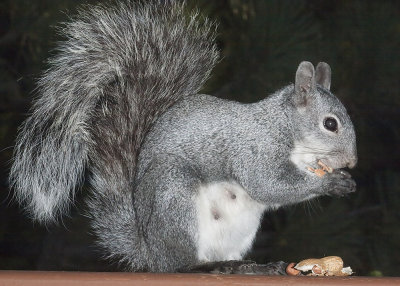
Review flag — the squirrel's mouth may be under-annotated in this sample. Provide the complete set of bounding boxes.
[319,155,357,170]
[307,159,354,178]
[289,140,357,172]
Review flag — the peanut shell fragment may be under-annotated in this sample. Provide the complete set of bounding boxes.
[286,262,301,276]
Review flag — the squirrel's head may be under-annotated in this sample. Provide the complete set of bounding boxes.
[289,61,357,171]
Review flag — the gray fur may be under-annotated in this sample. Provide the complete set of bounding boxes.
[10,1,357,272]
[10,1,218,224]
[315,62,332,90]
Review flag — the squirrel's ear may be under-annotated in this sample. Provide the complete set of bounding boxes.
[315,62,331,90]
[294,61,316,106]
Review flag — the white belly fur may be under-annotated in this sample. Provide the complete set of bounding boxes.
[195,181,269,262]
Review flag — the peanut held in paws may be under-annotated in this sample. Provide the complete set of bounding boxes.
[294,256,353,276]
[307,160,334,177]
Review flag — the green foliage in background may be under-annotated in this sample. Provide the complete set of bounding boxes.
[1,0,399,276]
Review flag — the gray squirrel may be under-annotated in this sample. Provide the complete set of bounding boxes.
[10,1,357,274]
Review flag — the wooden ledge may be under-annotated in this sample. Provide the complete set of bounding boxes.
[1,271,400,286]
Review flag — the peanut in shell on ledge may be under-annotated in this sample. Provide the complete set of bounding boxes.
[294,256,353,276]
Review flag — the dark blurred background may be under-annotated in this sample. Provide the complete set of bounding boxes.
[1,0,399,276]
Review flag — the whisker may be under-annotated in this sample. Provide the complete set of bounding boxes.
[303,197,322,217]
[291,149,341,156]
[293,146,341,154]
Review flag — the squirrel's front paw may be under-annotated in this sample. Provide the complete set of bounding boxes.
[323,169,356,197]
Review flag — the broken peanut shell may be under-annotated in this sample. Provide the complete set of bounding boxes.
[294,256,352,276]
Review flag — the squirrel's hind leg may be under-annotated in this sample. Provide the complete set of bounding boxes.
[133,156,203,272]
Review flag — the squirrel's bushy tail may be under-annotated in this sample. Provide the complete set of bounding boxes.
[10,1,218,224]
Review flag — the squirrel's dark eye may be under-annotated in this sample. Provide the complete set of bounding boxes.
[324,117,338,132]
